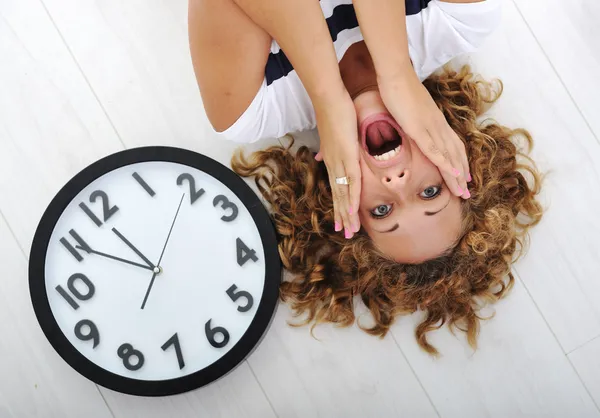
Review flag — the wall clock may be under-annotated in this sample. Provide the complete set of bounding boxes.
[29,146,281,396]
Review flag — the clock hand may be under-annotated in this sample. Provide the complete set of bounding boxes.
[112,227,155,269]
[140,193,185,310]
[75,246,155,271]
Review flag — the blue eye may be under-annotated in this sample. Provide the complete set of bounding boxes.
[420,185,442,199]
[370,204,392,218]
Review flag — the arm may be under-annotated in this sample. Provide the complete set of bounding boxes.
[233,0,361,237]
[353,0,486,79]
[233,0,348,106]
[352,0,412,80]
[352,0,475,199]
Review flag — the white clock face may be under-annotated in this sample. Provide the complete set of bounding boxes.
[43,160,267,381]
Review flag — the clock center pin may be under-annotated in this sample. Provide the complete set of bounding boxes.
[153,266,162,274]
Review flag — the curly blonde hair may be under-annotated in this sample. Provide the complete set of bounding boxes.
[231,65,544,355]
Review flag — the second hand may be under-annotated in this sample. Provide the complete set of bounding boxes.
[140,193,185,310]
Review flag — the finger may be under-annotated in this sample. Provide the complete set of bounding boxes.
[324,158,352,237]
[431,122,468,197]
[420,129,463,196]
[328,173,343,233]
[458,139,471,183]
[328,173,347,235]
[343,160,362,233]
[330,172,353,239]
[443,127,469,198]
[418,130,456,176]
[332,189,343,232]
[315,151,323,162]
[456,139,471,198]
[443,146,468,198]
[336,181,354,239]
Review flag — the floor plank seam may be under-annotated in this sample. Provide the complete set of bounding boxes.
[566,355,600,414]
[511,0,600,146]
[245,360,280,418]
[513,270,566,353]
[514,270,600,414]
[0,208,28,260]
[389,333,442,418]
[566,334,600,356]
[37,0,128,151]
[95,385,117,418]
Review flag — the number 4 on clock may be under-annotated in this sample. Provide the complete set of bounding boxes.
[236,238,258,267]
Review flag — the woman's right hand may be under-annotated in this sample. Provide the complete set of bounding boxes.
[378,68,470,198]
[313,92,362,239]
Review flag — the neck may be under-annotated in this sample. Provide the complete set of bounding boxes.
[339,41,379,101]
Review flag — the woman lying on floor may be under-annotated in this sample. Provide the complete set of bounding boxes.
[188,0,543,354]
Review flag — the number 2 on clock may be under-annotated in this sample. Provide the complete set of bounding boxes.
[79,190,119,227]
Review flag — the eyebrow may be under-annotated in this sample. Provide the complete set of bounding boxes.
[425,199,450,216]
[376,200,451,233]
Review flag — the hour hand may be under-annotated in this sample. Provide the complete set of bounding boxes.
[75,245,155,271]
[112,228,155,269]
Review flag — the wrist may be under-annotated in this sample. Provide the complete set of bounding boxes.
[376,59,416,84]
[311,81,354,118]
[310,78,351,109]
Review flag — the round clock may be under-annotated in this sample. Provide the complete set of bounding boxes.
[29,146,281,396]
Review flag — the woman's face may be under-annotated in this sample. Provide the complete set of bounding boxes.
[354,91,463,263]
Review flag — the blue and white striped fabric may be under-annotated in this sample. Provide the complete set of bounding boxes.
[213,0,502,144]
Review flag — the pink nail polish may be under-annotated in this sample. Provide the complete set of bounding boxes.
[345,228,352,239]
[349,206,353,215]
[463,189,471,199]
[335,222,341,232]
[467,173,472,182]
[457,186,463,195]
[452,168,460,177]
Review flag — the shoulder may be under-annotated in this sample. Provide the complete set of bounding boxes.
[408,0,502,80]
[429,0,503,40]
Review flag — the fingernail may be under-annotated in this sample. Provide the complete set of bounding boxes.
[467,173,472,182]
[345,228,352,239]
[349,206,353,215]
[463,188,471,199]
[452,168,461,177]
[353,222,360,233]
[457,186,463,195]
[335,222,341,232]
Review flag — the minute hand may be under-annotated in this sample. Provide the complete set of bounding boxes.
[76,246,155,271]
[112,227,155,269]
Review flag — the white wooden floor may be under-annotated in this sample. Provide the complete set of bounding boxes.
[1,0,600,417]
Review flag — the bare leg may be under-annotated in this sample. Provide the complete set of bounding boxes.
[188,0,272,131]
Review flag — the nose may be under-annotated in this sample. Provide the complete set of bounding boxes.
[381,168,407,190]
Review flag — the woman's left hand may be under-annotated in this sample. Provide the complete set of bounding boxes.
[378,67,471,198]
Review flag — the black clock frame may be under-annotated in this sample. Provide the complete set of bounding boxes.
[29,146,281,397]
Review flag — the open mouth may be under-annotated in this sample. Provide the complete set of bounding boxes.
[360,113,404,164]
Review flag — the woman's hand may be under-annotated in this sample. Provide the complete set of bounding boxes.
[314,92,362,239]
[378,68,471,198]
